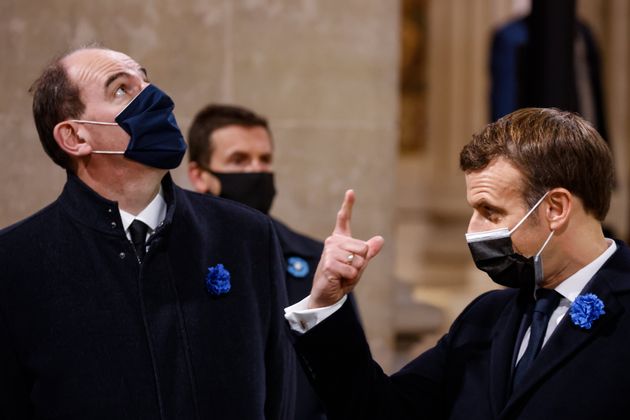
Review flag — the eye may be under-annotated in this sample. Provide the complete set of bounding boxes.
[233,155,248,165]
[480,205,499,222]
[114,86,127,97]
[228,152,250,166]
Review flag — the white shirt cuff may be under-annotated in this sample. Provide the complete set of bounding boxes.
[284,295,348,333]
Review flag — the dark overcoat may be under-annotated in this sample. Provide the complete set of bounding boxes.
[271,218,327,420]
[0,173,295,420]
[295,242,630,419]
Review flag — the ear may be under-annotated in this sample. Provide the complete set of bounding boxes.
[188,162,221,195]
[545,188,572,233]
[53,121,93,157]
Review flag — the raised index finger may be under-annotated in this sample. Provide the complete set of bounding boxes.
[333,189,355,236]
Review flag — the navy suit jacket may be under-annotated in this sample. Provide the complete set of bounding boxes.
[0,173,295,420]
[295,242,630,419]
[272,218,323,306]
[271,218,328,420]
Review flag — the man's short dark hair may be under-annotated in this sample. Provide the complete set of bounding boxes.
[29,55,85,170]
[187,104,270,166]
[460,107,614,221]
[30,44,107,170]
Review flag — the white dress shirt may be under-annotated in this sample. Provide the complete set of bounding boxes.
[285,295,348,334]
[118,186,167,242]
[515,238,617,361]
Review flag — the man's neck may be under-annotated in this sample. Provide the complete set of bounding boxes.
[76,165,166,215]
[542,221,610,289]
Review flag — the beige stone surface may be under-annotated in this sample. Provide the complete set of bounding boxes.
[269,105,399,368]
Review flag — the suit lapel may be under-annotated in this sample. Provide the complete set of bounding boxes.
[489,290,531,416]
[504,242,630,413]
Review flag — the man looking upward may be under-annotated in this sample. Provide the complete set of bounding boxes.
[0,47,294,419]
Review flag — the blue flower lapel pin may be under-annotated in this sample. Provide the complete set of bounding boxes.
[287,256,309,278]
[206,264,231,297]
[569,293,605,329]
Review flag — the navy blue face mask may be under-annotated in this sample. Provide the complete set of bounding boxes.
[72,84,187,169]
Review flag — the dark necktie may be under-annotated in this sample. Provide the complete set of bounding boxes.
[512,288,562,388]
[129,220,149,262]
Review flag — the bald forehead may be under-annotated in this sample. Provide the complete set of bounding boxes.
[63,48,134,63]
[61,48,145,86]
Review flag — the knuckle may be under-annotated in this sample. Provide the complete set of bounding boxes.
[324,236,337,246]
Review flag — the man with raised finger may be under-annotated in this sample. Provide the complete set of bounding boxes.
[285,108,630,419]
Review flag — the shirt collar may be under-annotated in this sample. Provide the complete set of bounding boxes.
[119,186,167,233]
[554,238,617,302]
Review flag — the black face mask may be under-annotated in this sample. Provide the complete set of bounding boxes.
[467,234,540,288]
[210,171,276,214]
[465,192,552,289]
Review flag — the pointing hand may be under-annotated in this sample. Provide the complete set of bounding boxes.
[309,190,384,309]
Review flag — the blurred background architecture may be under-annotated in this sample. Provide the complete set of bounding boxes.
[1,0,628,372]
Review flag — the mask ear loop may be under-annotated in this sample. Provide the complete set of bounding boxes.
[535,230,555,259]
[70,120,118,126]
[69,86,149,155]
[509,191,550,235]
[534,230,555,285]
[69,120,126,155]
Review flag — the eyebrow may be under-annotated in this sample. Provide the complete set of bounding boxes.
[473,199,506,215]
[104,68,150,89]
[470,197,492,209]
[105,72,129,89]
[227,151,249,159]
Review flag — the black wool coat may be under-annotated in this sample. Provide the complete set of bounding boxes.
[0,172,295,420]
[271,218,323,307]
[295,242,630,419]
[271,218,327,420]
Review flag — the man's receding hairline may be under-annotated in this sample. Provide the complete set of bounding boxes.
[60,47,139,70]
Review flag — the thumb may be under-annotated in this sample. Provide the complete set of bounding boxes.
[366,235,385,261]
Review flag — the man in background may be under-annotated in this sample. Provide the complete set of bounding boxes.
[0,47,294,419]
[187,104,328,420]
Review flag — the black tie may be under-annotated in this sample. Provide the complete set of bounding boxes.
[512,288,561,388]
[129,220,149,261]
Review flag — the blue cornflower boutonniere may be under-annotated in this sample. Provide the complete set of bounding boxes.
[205,264,231,296]
[569,293,605,329]
[287,256,309,278]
